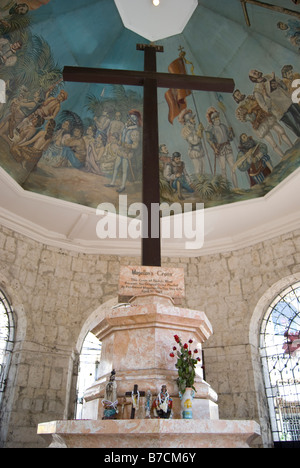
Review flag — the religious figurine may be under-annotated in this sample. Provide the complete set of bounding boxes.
[152,385,173,419]
[145,389,152,419]
[125,384,145,419]
[102,369,118,420]
[118,396,132,419]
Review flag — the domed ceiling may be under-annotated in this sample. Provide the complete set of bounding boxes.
[0,0,299,255]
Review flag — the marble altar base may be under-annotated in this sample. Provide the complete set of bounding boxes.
[82,293,217,421]
[37,419,261,448]
[37,283,261,449]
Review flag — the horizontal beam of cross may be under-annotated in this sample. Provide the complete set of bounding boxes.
[63,66,235,94]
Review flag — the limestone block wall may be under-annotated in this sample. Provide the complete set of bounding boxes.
[0,223,299,447]
[0,226,126,448]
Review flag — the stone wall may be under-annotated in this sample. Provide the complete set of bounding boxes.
[0,223,300,447]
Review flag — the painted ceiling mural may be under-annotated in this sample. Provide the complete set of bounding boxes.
[0,0,299,215]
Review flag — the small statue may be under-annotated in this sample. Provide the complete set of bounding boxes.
[152,385,173,419]
[145,389,152,419]
[102,369,118,420]
[102,399,118,420]
[118,396,132,418]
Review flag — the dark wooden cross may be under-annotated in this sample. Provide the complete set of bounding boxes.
[63,44,235,267]
[125,384,145,419]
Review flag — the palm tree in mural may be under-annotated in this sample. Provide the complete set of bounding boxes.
[0,30,62,120]
[15,33,62,91]
[85,84,143,123]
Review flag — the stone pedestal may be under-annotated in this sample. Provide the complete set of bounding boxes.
[37,268,261,448]
[82,293,219,420]
[38,419,261,448]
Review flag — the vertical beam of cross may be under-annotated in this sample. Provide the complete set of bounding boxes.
[138,44,162,267]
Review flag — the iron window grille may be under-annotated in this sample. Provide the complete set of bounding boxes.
[0,289,14,407]
[260,282,300,445]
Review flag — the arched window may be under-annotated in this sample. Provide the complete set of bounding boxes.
[0,289,14,407]
[260,282,300,447]
[75,332,102,419]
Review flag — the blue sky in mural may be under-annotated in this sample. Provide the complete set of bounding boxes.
[0,0,299,213]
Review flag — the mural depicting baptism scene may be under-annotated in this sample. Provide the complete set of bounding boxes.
[0,0,300,214]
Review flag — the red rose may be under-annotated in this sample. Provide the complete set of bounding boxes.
[174,335,180,343]
[170,352,175,358]
[188,350,192,355]
[173,346,177,351]
[183,343,188,349]
[197,357,201,362]
[194,349,198,354]
[188,339,193,344]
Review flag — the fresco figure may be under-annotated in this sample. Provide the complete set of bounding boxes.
[107,111,124,143]
[8,2,28,13]
[41,119,71,167]
[94,110,110,146]
[16,85,66,134]
[235,133,273,187]
[83,125,103,175]
[0,2,29,17]
[105,109,141,193]
[205,107,238,188]
[0,86,44,143]
[61,127,86,169]
[249,69,300,138]
[233,89,293,158]
[94,133,106,161]
[159,143,171,177]
[281,64,300,96]
[277,20,300,52]
[101,132,119,175]
[0,0,51,16]
[10,89,44,139]
[34,89,67,122]
[0,2,29,26]
[178,108,205,175]
[163,151,194,200]
[0,38,22,67]
[16,113,44,144]
[11,118,56,170]
[0,85,28,142]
